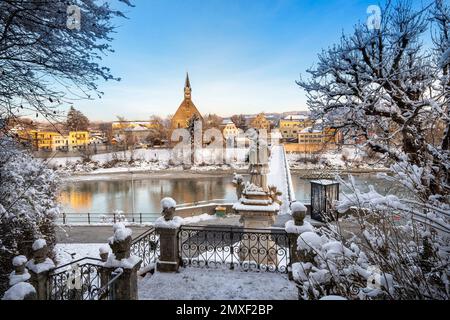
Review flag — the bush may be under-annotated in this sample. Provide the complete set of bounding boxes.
[0,138,60,294]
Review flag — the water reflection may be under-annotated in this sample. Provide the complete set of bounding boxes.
[60,173,407,215]
[60,176,236,214]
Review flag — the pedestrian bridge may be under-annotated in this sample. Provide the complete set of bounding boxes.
[267,145,296,214]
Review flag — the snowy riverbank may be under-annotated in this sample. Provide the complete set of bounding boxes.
[42,146,387,180]
[45,148,249,176]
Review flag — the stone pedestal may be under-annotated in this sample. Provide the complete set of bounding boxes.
[285,201,310,280]
[240,210,276,229]
[26,240,55,300]
[104,263,141,300]
[28,269,50,300]
[156,227,180,272]
[105,224,142,300]
[287,233,299,281]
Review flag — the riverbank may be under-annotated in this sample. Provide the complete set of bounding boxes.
[291,167,390,179]
[64,167,246,181]
[63,165,388,182]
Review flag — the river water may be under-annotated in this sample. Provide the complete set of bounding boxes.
[60,172,406,218]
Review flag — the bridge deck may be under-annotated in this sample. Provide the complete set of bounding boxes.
[268,145,296,214]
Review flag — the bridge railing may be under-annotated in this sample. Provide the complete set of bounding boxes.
[281,145,296,204]
[57,212,159,225]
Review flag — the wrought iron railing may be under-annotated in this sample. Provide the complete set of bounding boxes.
[58,212,159,225]
[47,257,122,300]
[178,226,291,273]
[131,227,160,269]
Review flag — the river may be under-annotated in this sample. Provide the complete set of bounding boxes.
[59,172,407,222]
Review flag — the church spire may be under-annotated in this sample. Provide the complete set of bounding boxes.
[185,72,191,89]
[184,72,192,99]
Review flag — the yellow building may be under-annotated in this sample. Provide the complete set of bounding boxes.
[249,113,271,131]
[279,115,314,140]
[29,131,60,151]
[171,73,203,131]
[25,130,89,151]
[285,127,338,153]
[68,131,89,150]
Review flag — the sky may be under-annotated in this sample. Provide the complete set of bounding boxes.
[75,0,386,121]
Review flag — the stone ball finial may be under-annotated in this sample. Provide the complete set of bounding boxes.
[291,201,307,226]
[31,239,48,264]
[99,245,110,263]
[109,224,132,260]
[161,197,177,221]
[12,255,28,275]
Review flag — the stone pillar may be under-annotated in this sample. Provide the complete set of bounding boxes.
[155,197,183,272]
[104,224,142,300]
[285,202,312,280]
[156,227,180,272]
[2,256,37,300]
[98,245,110,299]
[26,240,55,300]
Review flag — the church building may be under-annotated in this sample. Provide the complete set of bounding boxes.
[170,73,203,131]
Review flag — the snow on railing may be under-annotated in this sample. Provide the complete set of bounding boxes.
[281,145,296,204]
[268,145,296,214]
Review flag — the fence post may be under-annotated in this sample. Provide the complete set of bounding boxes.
[26,239,55,300]
[2,256,37,300]
[285,202,312,281]
[230,227,234,270]
[140,213,142,225]
[155,198,181,272]
[113,213,116,224]
[88,212,91,225]
[63,213,66,225]
[104,225,142,300]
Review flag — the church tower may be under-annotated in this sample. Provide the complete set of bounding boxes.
[170,73,203,131]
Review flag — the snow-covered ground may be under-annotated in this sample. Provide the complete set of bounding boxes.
[54,244,298,300]
[48,148,249,174]
[268,145,295,214]
[45,145,381,176]
[286,146,383,170]
[138,268,297,300]
[54,243,107,266]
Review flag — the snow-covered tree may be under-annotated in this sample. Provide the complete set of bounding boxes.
[431,0,450,151]
[0,0,133,126]
[66,106,89,131]
[0,0,133,295]
[297,1,449,203]
[295,1,450,300]
[0,138,60,294]
[292,177,449,300]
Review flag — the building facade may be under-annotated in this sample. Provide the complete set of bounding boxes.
[249,113,271,131]
[279,115,314,141]
[285,127,339,153]
[170,73,203,131]
[24,130,90,151]
[222,120,240,140]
